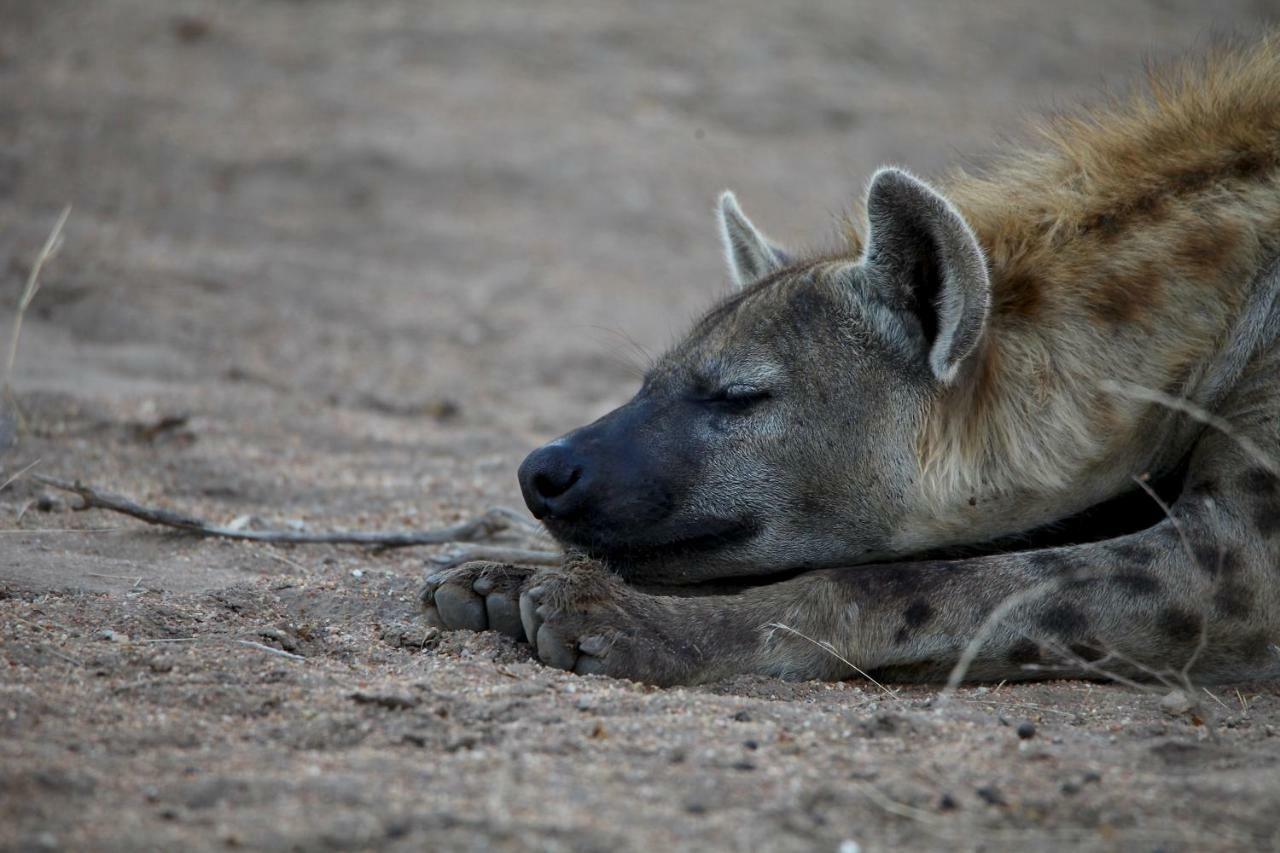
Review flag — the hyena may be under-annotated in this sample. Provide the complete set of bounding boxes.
[423,41,1280,685]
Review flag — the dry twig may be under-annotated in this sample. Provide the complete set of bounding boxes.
[34,473,537,549]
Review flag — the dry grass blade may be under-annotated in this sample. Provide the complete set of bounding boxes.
[34,473,535,549]
[1101,380,1280,477]
[0,457,41,493]
[763,621,898,698]
[4,206,71,404]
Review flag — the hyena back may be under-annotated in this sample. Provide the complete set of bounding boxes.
[423,40,1280,685]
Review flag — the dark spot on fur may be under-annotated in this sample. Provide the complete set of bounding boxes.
[1111,572,1160,595]
[1158,607,1203,645]
[1237,629,1271,661]
[1213,581,1252,619]
[1108,542,1155,563]
[893,599,934,645]
[1007,640,1042,666]
[1069,641,1106,663]
[1191,542,1240,576]
[1027,550,1073,575]
[903,599,932,628]
[1088,263,1164,326]
[996,271,1043,319]
[1254,499,1280,538]
[1038,604,1089,639]
[1173,222,1241,278]
[1239,467,1279,495]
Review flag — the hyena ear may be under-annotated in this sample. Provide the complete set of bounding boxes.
[862,168,990,384]
[717,191,791,288]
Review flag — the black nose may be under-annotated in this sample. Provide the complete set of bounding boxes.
[518,442,586,520]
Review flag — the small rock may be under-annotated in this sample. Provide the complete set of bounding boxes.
[743,739,759,751]
[349,690,419,710]
[97,629,126,643]
[351,569,364,579]
[149,656,174,674]
[938,793,958,811]
[732,709,752,722]
[34,493,66,513]
[575,696,592,711]
[838,841,861,853]
[976,785,1006,806]
[1016,721,1037,740]
[1160,689,1194,717]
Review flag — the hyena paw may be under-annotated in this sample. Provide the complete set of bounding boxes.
[518,556,700,684]
[419,561,538,641]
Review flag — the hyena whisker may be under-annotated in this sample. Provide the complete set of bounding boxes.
[584,325,657,376]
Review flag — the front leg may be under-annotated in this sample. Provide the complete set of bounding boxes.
[524,508,1279,685]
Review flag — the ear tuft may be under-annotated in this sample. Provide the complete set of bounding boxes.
[717,191,790,288]
[863,168,990,384]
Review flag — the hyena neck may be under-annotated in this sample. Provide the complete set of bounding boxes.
[890,331,1162,553]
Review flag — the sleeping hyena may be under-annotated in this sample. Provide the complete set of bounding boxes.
[423,41,1280,685]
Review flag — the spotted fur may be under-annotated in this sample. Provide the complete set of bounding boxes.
[424,39,1280,686]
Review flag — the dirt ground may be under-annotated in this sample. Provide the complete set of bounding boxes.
[3,1,1280,850]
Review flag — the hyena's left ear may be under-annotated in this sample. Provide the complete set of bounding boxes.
[717,191,791,288]
[862,168,990,384]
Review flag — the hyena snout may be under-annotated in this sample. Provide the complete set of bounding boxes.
[518,440,587,521]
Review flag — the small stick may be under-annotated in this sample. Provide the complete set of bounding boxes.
[235,639,306,661]
[0,527,122,534]
[429,546,562,568]
[34,474,536,549]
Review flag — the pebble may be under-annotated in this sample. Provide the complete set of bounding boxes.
[1016,721,1037,740]
[1159,689,1194,717]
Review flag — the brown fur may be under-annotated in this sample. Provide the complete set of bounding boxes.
[874,39,1280,539]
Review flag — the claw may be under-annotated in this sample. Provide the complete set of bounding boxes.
[520,586,545,648]
[486,593,526,641]
[535,624,578,671]
[574,655,610,676]
[434,584,487,631]
[578,634,610,656]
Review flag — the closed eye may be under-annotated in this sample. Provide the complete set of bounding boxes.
[707,384,772,412]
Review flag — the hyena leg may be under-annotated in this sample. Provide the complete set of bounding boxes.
[519,375,1280,685]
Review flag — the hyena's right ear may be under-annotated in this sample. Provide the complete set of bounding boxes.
[861,168,990,384]
[717,191,791,288]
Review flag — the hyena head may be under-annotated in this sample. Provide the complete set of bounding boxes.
[519,168,991,583]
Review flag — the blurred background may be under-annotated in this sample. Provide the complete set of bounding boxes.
[7,4,1280,851]
[1,0,1276,576]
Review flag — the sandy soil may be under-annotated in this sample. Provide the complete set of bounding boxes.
[3,1,1280,850]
